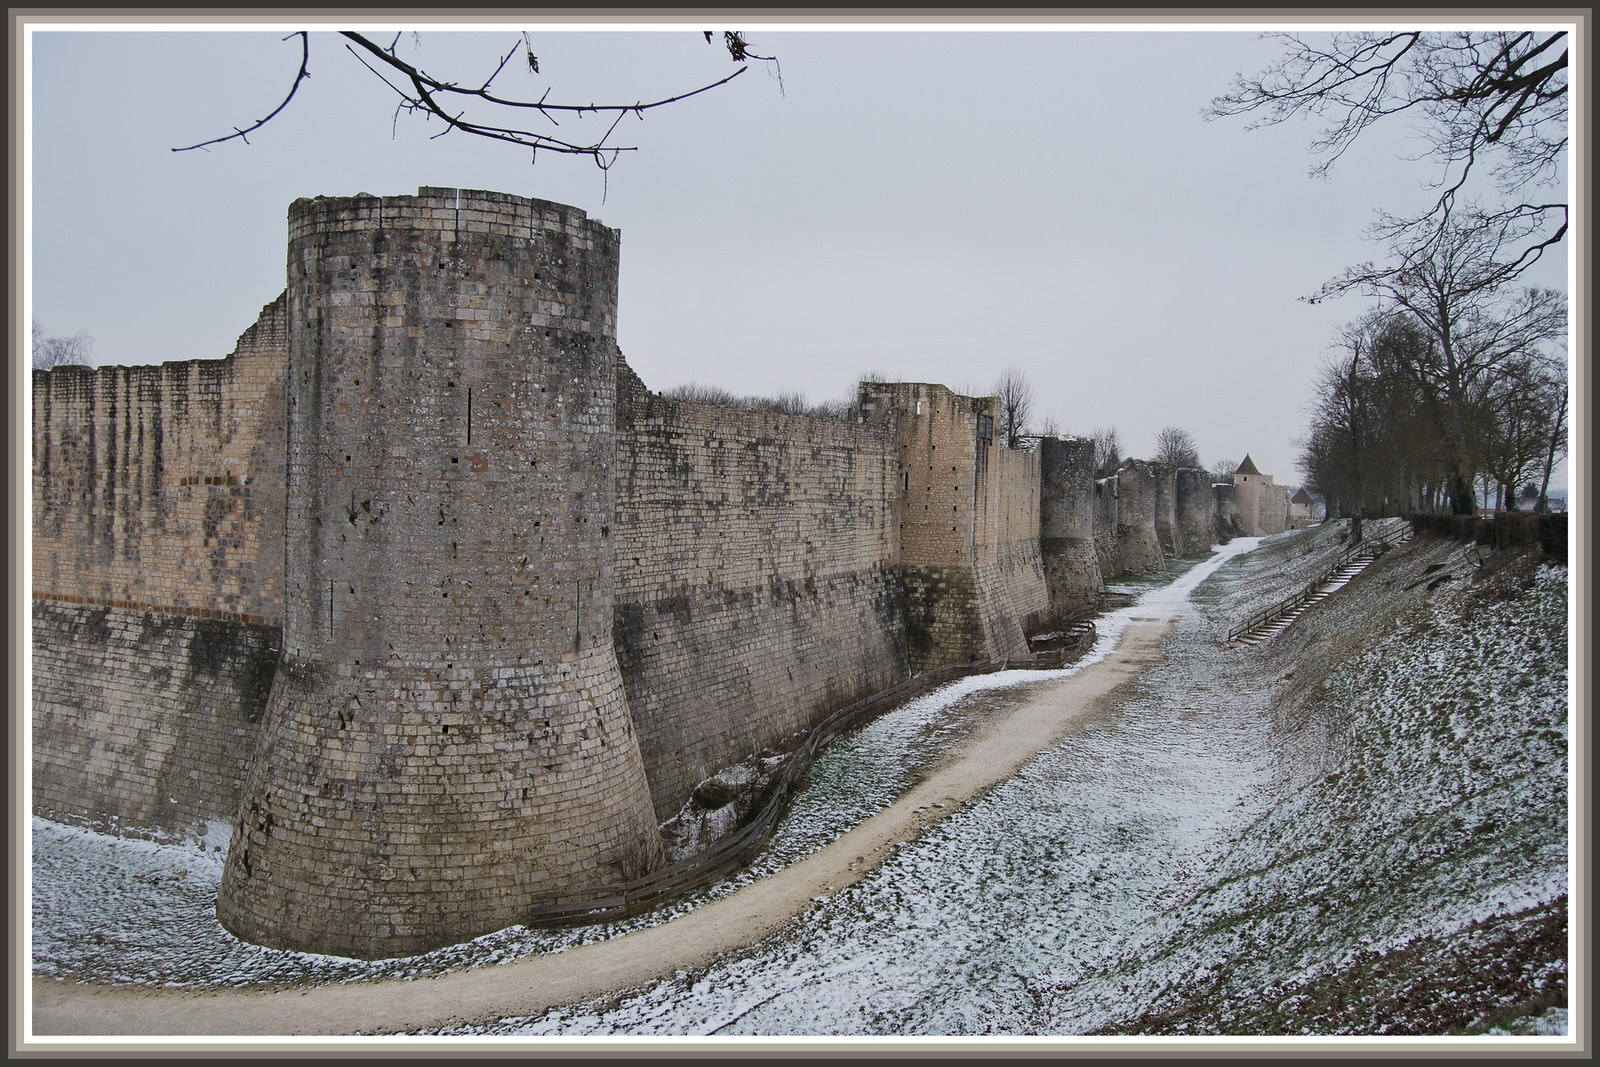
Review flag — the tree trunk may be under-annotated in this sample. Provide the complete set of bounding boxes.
[1537,381,1568,514]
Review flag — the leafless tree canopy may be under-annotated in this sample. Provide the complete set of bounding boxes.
[1299,281,1566,518]
[1152,426,1201,468]
[662,382,853,420]
[1210,30,1568,295]
[1091,426,1122,476]
[175,30,776,179]
[32,321,93,370]
[1210,459,1238,484]
[992,366,1034,449]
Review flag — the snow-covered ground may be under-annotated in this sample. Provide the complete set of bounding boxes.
[28,527,1572,1040]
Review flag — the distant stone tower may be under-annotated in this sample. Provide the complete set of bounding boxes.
[1174,467,1216,553]
[1038,436,1103,615]
[1151,462,1180,558]
[1232,453,1289,537]
[1114,460,1166,574]
[217,189,664,958]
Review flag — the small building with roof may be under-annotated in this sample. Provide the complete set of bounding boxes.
[1232,454,1290,536]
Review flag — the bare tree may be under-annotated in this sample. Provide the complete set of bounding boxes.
[1534,375,1569,513]
[32,321,93,370]
[663,382,742,406]
[175,30,777,181]
[1480,352,1567,512]
[1210,30,1568,295]
[663,381,855,420]
[1090,426,1122,476]
[1361,221,1565,513]
[1152,426,1201,468]
[992,366,1033,449]
[1210,459,1238,484]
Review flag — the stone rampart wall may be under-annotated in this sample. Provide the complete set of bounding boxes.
[612,366,908,821]
[971,540,1052,660]
[31,297,289,623]
[31,601,275,837]
[866,382,986,569]
[862,382,1051,671]
[27,184,1295,959]
[970,435,1051,658]
[30,300,289,847]
[1152,462,1180,558]
[1094,476,1121,578]
[1214,482,1245,540]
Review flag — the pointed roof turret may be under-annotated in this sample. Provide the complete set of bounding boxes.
[1235,454,1261,476]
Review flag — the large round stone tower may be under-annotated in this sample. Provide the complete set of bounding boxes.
[217,188,664,959]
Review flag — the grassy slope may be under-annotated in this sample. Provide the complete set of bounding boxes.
[1101,526,1571,1035]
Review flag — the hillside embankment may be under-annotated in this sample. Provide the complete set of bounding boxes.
[1084,521,1570,1035]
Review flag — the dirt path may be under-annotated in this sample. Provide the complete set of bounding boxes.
[30,610,1181,1038]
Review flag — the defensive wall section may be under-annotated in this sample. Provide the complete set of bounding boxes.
[1214,482,1246,539]
[612,365,908,822]
[1175,468,1218,555]
[30,187,1263,959]
[1038,436,1103,617]
[1112,460,1167,576]
[859,383,1052,674]
[30,299,288,836]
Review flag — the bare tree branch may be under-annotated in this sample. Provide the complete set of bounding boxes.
[174,30,764,169]
[32,321,93,370]
[172,32,311,152]
[1211,30,1568,293]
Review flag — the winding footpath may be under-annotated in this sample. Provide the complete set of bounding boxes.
[31,607,1185,1039]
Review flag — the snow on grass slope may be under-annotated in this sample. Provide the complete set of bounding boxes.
[1064,536,1570,1036]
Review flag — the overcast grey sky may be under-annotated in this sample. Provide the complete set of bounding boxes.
[24,17,1574,490]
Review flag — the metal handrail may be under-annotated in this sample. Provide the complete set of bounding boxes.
[1227,521,1410,643]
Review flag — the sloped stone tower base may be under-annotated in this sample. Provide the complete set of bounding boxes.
[217,189,663,959]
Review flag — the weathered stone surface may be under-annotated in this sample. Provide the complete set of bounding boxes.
[862,382,1050,671]
[31,296,288,623]
[612,365,907,821]
[1175,467,1217,555]
[30,601,275,837]
[1038,436,1103,615]
[1113,460,1167,575]
[215,189,663,959]
[29,185,1297,959]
